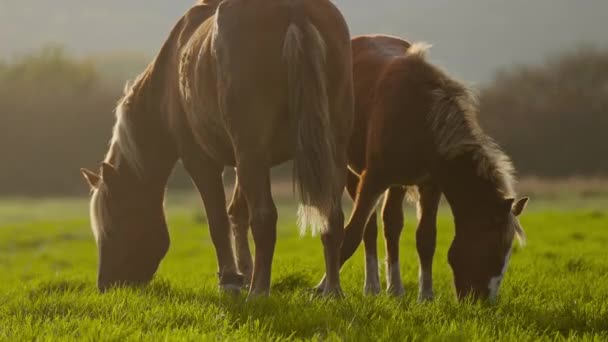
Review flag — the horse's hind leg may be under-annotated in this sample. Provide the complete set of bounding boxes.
[381,186,407,296]
[182,156,242,292]
[416,182,441,301]
[228,177,253,287]
[235,156,277,297]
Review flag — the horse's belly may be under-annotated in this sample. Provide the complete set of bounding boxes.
[268,127,293,166]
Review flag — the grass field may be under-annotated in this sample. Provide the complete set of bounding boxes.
[1,192,607,341]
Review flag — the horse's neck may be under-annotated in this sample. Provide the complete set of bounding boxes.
[435,151,502,218]
[106,84,177,187]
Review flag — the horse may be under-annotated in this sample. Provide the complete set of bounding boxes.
[79,0,354,298]
[231,34,529,301]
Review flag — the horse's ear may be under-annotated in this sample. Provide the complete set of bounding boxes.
[100,162,119,188]
[81,168,100,189]
[512,197,529,217]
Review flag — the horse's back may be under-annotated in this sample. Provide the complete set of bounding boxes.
[348,35,411,172]
[349,35,439,181]
[211,0,352,159]
[213,0,351,97]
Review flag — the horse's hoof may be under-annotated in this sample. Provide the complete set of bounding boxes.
[311,284,325,295]
[218,271,245,294]
[322,287,345,299]
[364,281,381,296]
[364,287,381,296]
[417,291,435,302]
[387,285,406,297]
[220,284,242,295]
[240,276,251,290]
[246,288,270,300]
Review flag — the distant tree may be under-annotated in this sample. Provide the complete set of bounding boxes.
[479,46,608,177]
[0,46,116,195]
[1,45,607,196]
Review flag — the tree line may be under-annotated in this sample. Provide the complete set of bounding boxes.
[1,45,606,196]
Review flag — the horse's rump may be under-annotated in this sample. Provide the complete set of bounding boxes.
[211,0,350,235]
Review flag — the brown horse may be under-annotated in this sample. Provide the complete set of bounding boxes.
[232,35,528,301]
[80,0,353,298]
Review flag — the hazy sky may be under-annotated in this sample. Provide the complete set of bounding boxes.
[2,0,607,83]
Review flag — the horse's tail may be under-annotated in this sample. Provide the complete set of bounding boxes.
[283,16,337,236]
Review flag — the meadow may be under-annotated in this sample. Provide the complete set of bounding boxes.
[1,191,607,341]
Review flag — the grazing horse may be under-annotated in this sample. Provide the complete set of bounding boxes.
[334,35,528,301]
[231,35,529,301]
[80,0,353,297]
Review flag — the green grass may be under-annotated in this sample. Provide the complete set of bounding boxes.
[1,195,607,341]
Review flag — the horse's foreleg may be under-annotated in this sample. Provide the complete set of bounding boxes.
[314,170,382,295]
[182,157,242,293]
[416,182,441,302]
[352,170,381,296]
[362,212,380,295]
[235,157,277,298]
[228,176,253,287]
[333,170,386,295]
[381,186,407,296]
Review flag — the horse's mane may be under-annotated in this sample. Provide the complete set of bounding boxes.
[407,43,516,199]
[430,84,516,199]
[107,74,149,179]
[404,43,526,244]
[90,75,149,241]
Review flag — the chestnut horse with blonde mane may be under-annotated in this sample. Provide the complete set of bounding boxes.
[80,0,353,298]
[232,35,529,301]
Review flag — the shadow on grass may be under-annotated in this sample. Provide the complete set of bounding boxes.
[272,271,313,293]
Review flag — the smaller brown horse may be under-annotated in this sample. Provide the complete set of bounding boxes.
[330,35,529,301]
[232,35,529,300]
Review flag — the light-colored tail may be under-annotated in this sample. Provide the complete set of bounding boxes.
[283,20,337,236]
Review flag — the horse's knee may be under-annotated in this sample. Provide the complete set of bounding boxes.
[249,204,277,242]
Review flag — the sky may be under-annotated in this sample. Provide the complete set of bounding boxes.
[2,0,607,83]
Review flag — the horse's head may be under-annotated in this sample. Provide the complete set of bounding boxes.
[448,197,528,302]
[81,162,169,292]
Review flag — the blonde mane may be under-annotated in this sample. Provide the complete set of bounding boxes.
[90,184,109,242]
[420,55,525,243]
[107,80,147,179]
[405,41,432,59]
[429,84,516,199]
[90,79,147,242]
[404,47,517,199]
[401,43,516,199]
